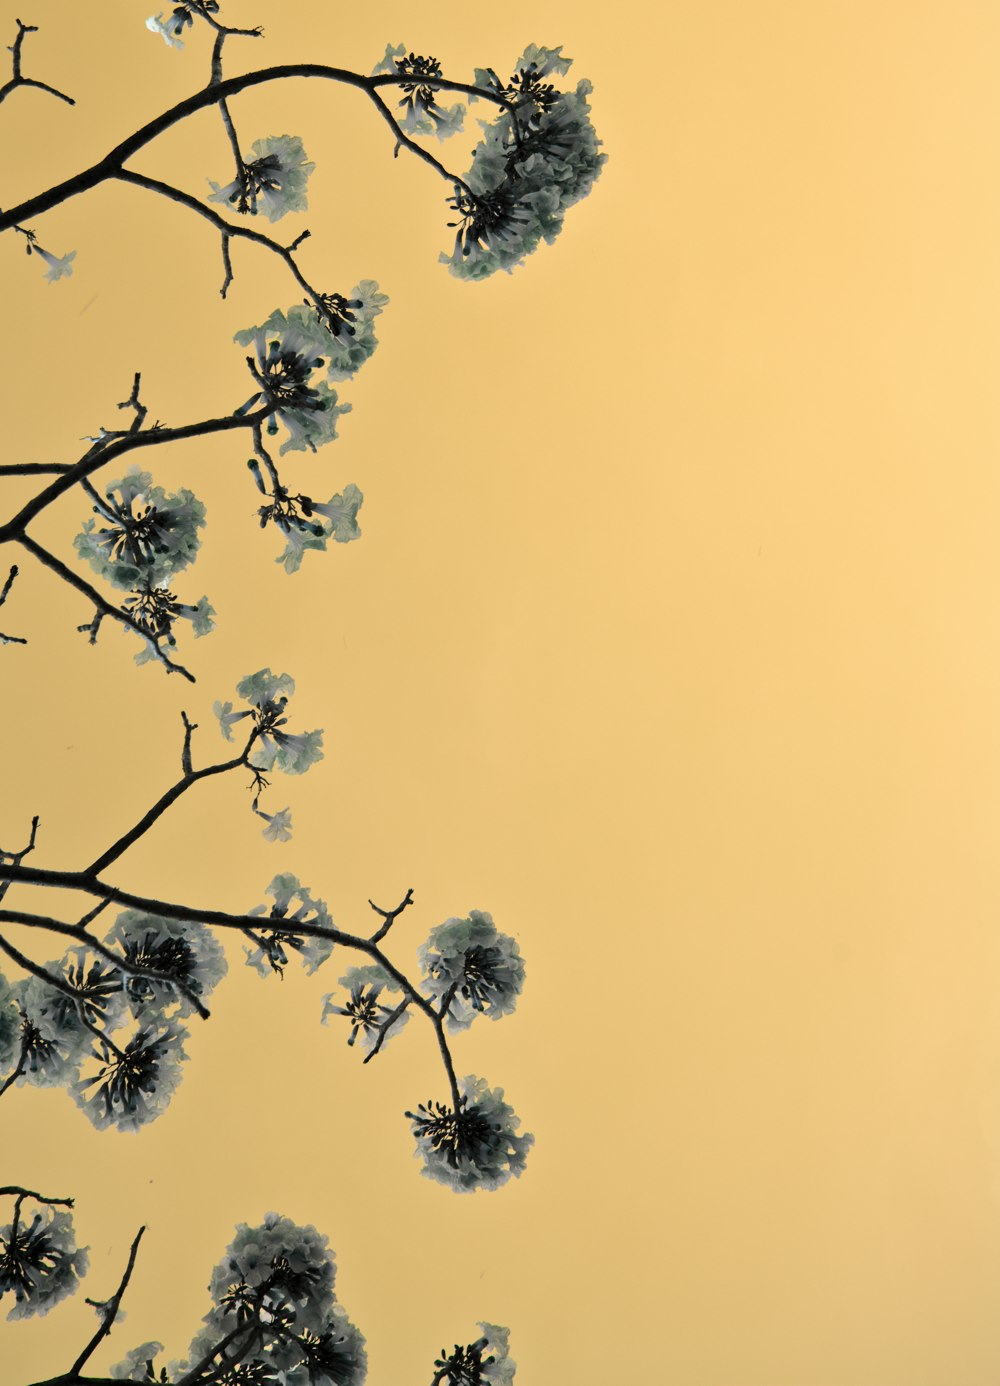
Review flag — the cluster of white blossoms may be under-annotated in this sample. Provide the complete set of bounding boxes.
[209,134,315,222]
[245,872,335,977]
[419,910,526,1033]
[74,466,215,665]
[371,43,467,141]
[0,1202,89,1321]
[406,1076,534,1193]
[321,962,411,1056]
[0,909,227,1133]
[235,280,387,461]
[434,1323,518,1386]
[112,1214,368,1386]
[443,44,606,279]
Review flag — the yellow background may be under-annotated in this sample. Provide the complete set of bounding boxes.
[2,1,1000,1381]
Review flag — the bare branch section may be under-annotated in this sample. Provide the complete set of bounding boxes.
[67,1225,145,1379]
[0,563,25,645]
[369,887,415,943]
[0,19,74,107]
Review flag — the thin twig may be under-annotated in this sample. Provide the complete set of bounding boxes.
[369,887,415,943]
[15,533,196,682]
[66,1226,146,1378]
[0,19,74,108]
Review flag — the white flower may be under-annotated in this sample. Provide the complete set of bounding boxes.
[146,12,187,49]
[33,247,76,282]
[209,135,314,222]
[73,1022,189,1132]
[254,805,293,842]
[0,1206,89,1321]
[74,468,206,591]
[406,1076,533,1192]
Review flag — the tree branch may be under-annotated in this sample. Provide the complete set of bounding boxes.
[0,404,268,540]
[0,562,25,645]
[66,1226,145,1379]
[0,64,505,232]
[15,533,196,682]
[0,19,74,108]
[0,908,211,1020]
[369,887,415,943]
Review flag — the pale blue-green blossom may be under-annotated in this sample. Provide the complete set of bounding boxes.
[419,910,525,1032]
[74,468,206,590]
[0,1206,89,1321]
[213,668,324,774]
[246,873,334,976]
[236,286,389,385]
[406,1075,533,1192]
[434,1323,517,1385]
[443,47,605,279]
[0,972,20,1072]
[372,43,465,142]
[104,910,227,1018]
[275,483,364,573]
[72,1022,188,1132]
[206,1213,337,1339]
[12,974,92,1088]
[110,1342,165,1381]
[32,246,76,282]
[254,803,293,842]
[321,963,410,1055]
[146,12,188,48]
[209,134,315,221]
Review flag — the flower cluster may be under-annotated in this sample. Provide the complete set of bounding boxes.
[214,668,324,777]
[73,466,213,663]
[74,1023,188,1133]
[246,873,335,977]
[105,910,228,1019]
[234,281,388,457]
[321,963,410,1056]
[406,1076,533,1192]
[0,908,226,1131]
[0,1203,89,1321]
[209,134,315,221]
[434,1323,517,1385]
[248,469,364,575]
[443,44,605,279]
[419,911,525,1033]
[115,1215,368,1386]
[75,468,206,590]
[372,44,465,141]
[146,4,219,50]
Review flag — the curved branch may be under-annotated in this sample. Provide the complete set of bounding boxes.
[0,405,268,540]
[0,64,504,232]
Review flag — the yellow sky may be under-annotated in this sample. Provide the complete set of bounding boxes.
[3,2,1000,1383]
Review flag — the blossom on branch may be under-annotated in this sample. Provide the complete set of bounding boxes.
[434,1323,517,1385]
[213,668,324,774]
[104,910,227,1018]
[246,872,335,977]
[146,10,194,49]
[0,1205,89,1321]
[443,45,605,278]
[74,468,206,590]
[209,134,315,222]
[372,43,465,141]
[29,245,76,282]
[321,963,410,1055]
[406,1075,533,1192]
[419,910,525,1032]
[73,1021,188,1132]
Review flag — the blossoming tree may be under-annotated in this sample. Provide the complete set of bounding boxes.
[0,5,603,1381]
